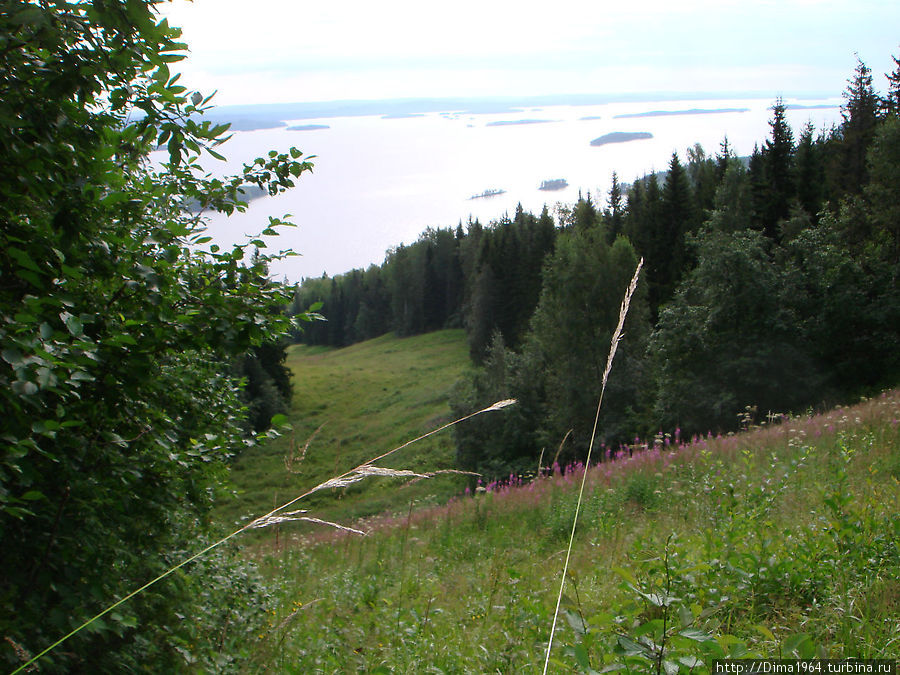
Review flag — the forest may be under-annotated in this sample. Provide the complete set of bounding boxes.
[1,0,898,670]
[291,57,900,480]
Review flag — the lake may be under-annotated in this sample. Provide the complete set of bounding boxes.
[190,96,842,281]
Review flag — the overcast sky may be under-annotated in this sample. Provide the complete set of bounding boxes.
[159,0,899,105]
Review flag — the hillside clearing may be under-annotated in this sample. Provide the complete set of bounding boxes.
[239,390,900,672]
[216,330,471,531]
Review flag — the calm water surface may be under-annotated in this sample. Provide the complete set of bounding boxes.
[191,97,841,280]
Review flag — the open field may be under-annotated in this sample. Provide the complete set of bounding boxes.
[216,330,472,531]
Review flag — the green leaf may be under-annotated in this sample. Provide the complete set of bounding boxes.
[616,635,647,657]
[21,491,46,501]
[613,566,638,585]
[11,381,38,396]
[101,191,130,206]
[2,348,24,367]
[564,609,587,636]
[679,656,704,669]
[753,624,776,642]
[662,660,680,675]
[7,246,42,273]
[781,633,811,656]
[587,612,616,629]
[10,6,47,26]
[678,628,714,642]
[572,643,592,670]
[61,312,83,337]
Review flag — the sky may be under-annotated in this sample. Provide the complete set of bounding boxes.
[159,0,900,106]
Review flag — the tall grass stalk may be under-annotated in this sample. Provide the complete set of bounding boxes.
[542,258,642,674]
[11,398,516,674]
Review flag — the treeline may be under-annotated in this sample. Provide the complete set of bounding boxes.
[292,55,900,480]
[289,206,557,360]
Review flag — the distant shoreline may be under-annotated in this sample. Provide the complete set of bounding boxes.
[196,91,830,128]
[613,107,749,119]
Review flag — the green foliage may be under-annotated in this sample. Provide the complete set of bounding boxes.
[840,57,880,196]
[0,1,312,670]
[650,229,821,434]
[234,340,293,432]
[453,228,648,477]
[527,231,649,455]
[451,333,545,479]
[763,98,796,236]
[864,116,900,262]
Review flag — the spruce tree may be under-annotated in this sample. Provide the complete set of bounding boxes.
[764,98,796,237]
[656,152,694,307]
[748,144,769,232]
[716,136,733,182]
[841,57,879,195]
[794,121,824,220]
[605,171,625,243]
[883,49,900,117]
[687,143,718,216]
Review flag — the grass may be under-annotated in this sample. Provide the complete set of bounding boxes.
[216,329,472,531]
[234,389,900,673]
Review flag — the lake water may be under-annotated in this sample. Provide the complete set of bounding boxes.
[192,96,842,281]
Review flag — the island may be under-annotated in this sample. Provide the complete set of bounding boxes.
[184,184,268,213]
[613,108,749,119]
[486,119,556,127]
[287,124,330,131]
[590,131,653,146]
[539,179,568,191]
[469,188,506,200]
[784,103,839,111]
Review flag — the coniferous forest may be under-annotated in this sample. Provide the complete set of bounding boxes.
[291,58,900,480]
[2,0,899,670]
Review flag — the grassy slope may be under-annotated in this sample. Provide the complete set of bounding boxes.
[217,329,472,530]
[239,390,900,673]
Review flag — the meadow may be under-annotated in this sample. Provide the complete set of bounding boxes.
[225,333,900,673]
[217,330,472,531]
